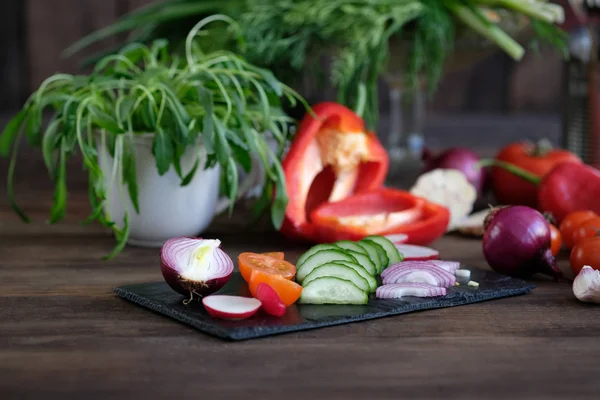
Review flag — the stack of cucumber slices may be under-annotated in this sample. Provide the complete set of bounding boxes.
[297,236,403,305]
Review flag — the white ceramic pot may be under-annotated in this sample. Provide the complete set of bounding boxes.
[97,133,258,248]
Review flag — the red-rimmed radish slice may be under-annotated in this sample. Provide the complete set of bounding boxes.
[382,264,456,287]
[202,295,261,320]
[256,283,287,317]
[394,244,439,261]
[383,234,408,244]
[160,237,234,301]
[376,283,447,299]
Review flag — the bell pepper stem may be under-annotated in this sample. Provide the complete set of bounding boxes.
[477,159,542,186]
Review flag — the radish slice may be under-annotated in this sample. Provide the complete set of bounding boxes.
[382,264,456,287]
[383,234,408,244]
[410,169,477,231]
[382,260,460,278]
[394,244,439,261]
[256,283,287,317]
[202,295,262,320]
[376,283,447,299]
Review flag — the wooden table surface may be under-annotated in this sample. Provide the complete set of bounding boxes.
[2,114,600,399]
[2,191,600,400]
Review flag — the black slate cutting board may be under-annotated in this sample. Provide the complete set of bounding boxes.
[114,268,535,341]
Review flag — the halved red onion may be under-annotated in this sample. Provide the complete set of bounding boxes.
[394,244,439,261]
[382,260,460,278]
[382,264,456,287]
[160,237,234,300]
[376,283,447,299]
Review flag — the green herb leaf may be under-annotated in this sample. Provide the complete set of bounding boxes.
[6,131,29,223]
[88,105,126,133]
[270,161,288,230]
[180,157,201,187]
[213,118,232,166]
[42,119,61,177]
[103,212,130,261]
[230,142,253,173]
[0,109,28,157]
[152,130,174,175]
[122,138,140,214]
[225,157,239,215]
[49,143,68,224]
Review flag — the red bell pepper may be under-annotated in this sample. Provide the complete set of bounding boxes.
[280,102,389,241]
[309,188,450,245]
[488,160,600,223]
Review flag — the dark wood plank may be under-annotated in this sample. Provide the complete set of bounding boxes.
[25,0,120,91]
[0,0,26,110]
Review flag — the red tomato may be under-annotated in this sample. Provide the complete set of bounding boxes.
[572,217,600,246]
[490,142,581,208]
[570,237,600,275]
[549,224,562,256]
[559,210,598,249]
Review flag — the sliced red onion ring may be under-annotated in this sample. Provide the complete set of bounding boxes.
[376,283,447,299]
[394,244,439,261]
[382,264,456,287]
[382,260,460,278]
[160,237,234,301]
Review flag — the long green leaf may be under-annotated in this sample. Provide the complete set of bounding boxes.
[0,109,28,157]
[152,130,174,175]
[49,142,68,224]
[6,131,29,223]
[122,137,140,213]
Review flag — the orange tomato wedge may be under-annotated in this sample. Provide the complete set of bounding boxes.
[262,252,285,260]
[249,270,302,306]
[238,252,296,283]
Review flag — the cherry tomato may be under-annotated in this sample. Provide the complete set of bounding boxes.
[559,210,598,249]
[238,252,296,283]
[249,270,302,306]
[261,252,285,260]
[570,217,600,245]
[549,224,562,256]
[570,237,600,275]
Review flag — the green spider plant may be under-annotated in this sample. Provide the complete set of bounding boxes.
[0,15,308,259]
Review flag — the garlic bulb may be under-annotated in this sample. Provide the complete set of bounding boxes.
[573,266,600,304]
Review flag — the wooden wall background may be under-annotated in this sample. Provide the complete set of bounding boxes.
[0,0,564,114]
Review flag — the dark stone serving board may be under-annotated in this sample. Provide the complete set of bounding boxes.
[114,269,535,341]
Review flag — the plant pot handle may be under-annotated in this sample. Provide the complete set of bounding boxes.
[214,154,264,215]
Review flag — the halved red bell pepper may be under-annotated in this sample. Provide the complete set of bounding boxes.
[309,188,450,245]
[280,102,389,241]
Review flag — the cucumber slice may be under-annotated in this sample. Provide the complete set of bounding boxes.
[345,250,376,276]
[296,249,358,283]
[332,261,377,292]
[364,235,403,267]
[303,263,370,293]
[299,277,369,305]
[357,240,385,274]
[334,240,368,255]
[360,238,389,273]
[296,243,342,267]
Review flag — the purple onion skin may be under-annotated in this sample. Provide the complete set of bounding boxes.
[483,206,562,279]
[160,262,231,297]
[423,147,486,194]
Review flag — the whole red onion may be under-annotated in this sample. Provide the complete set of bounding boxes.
[483,206,562,279]
[422,147,486,194]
